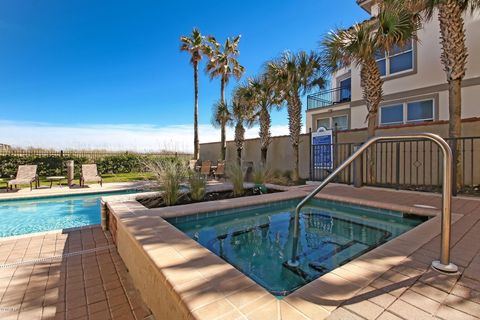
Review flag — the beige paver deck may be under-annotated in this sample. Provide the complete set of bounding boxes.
[305,184,480,320]
[0,226,153,320]
[106,183,480,320]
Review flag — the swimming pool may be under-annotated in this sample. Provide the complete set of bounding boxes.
[0,190,139,237]
[169,199,427,296]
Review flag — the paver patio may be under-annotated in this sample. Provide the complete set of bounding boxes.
[0,226,153,320]
[301,184,480,320]
[0,183,479,319]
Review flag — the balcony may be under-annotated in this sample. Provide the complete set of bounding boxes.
[307,86,351,110]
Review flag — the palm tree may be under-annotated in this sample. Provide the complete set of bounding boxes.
[230,88,255,164]
[322,0,420,138]
[266,51,325,182]
[322,0,420,183]
[409,0,480,189]
[211,100,232,161]
[246,75,282,165]
[180,28,209,160]
[205,35,245,159]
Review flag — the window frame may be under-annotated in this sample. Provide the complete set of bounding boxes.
[376,40,415,78]
[379,98,435,126]
[316,115,349,131]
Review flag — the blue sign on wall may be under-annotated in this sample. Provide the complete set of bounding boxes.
[312,130,333,169]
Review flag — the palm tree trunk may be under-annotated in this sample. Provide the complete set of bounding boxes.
[221,124,226,161]
[237,148,242,165]
[220,78,226,104]
[438,0,467,192]
[360,60,383,185]
[449,79,463,191]
[292,144,299,182]
[193,62,200,160]
[259,106,271,166]
[287,97,302,182]
[220,78,226,160]
[235,122,245,165]
[261,148,268,166]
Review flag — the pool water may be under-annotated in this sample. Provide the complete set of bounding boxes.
[0,190,139,237]
[169,199,426,296]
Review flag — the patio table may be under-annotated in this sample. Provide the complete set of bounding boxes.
[46,176,65,188]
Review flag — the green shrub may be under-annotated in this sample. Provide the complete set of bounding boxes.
[148,160,187,206]
[252,163,272,185]
[0,153,189,178]
[188,171,206,201]
[227,163,245,197]
[0,155,89,178]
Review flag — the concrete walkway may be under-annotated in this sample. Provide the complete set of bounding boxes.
[0,226,152,320]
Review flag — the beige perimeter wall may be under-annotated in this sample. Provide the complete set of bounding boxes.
[200,134,311,179]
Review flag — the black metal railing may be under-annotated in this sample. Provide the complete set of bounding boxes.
[307,87,351,110]
[310,137,480,195]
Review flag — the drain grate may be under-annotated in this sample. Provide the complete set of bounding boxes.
[0,245,115,269]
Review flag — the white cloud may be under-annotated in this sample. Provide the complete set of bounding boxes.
[0,120,290,152]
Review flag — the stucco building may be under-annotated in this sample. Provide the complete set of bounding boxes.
[306,0,480,135]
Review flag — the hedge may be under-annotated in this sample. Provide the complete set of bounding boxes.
[0,154,188,178]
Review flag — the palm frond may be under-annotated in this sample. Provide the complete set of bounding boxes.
[211,100,232,129]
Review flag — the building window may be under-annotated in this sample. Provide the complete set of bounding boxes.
[316,115,348,131]
[380,99,434,126]
[381,104,403,125]
[339,77,351,102]
[316,118,330,130]
[407,100,434,122]
[376,40,414,77]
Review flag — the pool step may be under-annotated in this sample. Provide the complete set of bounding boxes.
[283,240,369,281]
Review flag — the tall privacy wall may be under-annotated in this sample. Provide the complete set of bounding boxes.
[200,134,311,179]
[199,118,480,181]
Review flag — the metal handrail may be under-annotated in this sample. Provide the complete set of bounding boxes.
[288,133,459,274]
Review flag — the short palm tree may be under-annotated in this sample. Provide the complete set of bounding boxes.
[206,35,245,159]
[211,100,232,160]
[247,75,282,165]
[322,0,420,138]
[230,88,255,164]
[180,28,209,160]
[410,0,480,189]
[267,51,325,182]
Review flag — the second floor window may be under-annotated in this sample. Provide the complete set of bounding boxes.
[375,40,414,77]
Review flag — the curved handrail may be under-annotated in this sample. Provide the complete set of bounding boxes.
[288,133,458,274]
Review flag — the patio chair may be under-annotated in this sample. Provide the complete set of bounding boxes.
[189,159,198,171]
[214,161,225,180]
[80,164,103,187]
[200,160,212,178]
[8,165,39,191]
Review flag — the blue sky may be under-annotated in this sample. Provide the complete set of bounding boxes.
[0,0,368,151]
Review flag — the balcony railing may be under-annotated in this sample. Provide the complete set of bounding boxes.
[307,87,351,110]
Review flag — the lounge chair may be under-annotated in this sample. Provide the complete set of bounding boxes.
[214,161,225,180]
[8,165,39,191]
[200,160,211,178]
[80,164,103,187]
